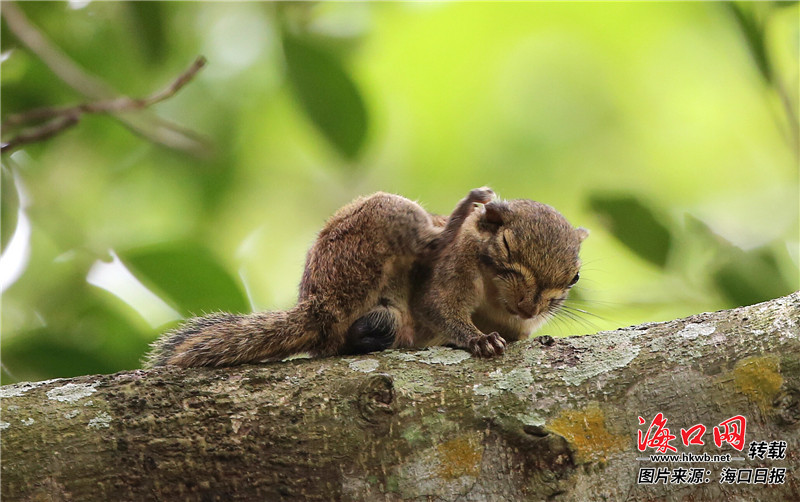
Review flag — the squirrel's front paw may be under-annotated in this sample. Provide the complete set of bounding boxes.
[468,332,507,358]
[468,187,495,205]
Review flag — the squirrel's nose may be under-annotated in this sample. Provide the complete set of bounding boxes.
[516,300,538,319]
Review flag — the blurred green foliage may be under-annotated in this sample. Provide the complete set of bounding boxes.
[1,2,797,383]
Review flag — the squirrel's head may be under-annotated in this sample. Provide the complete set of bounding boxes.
[477,199,588,322]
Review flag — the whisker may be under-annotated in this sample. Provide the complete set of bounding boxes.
[554,308,600,332]
[555,309,583,326]
[542,312,569,336]
[560,305,608,322]
[543,317,564,336]
[563,297,620,307]
[563,304,619,324]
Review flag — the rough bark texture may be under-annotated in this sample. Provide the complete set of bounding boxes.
[2,293,799,501]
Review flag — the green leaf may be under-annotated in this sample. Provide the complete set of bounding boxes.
[119,242,249,316]
[1,331,115,384]
[282,34,369,159]
[1,165,20,253]
[683,213,731,250]
[589,194,673,268]
[713,246,796,307]
[127,2,168,64]
[683,214,798,306]
[725,2,772,83]
[1,293,151,383]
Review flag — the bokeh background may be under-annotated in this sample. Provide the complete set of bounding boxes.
[1,1,797,383]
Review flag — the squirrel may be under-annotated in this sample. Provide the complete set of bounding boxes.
[144,188,588,368]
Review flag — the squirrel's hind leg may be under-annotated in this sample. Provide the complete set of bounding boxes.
[341,304,400,355]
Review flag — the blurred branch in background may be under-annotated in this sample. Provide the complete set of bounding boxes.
[1,56,207,154]
[0,114,80,154]
[0,1,211,157]
[726,1,800,160]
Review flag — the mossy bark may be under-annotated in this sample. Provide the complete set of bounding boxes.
[2,293,799,501]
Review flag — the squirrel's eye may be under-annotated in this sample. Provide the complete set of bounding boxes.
[501,234,512,258]
[569,272,580,286]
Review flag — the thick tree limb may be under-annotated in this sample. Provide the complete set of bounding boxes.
[2,293,798,501]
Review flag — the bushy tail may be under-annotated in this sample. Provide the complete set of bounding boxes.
[144,303,319,368]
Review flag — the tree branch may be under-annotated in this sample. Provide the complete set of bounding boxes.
[0,114,80,153]
[725,2,800,161]
[2,292,798,501]
[1,57,207,154]
[3,57,206,129]
[1,1,114,99]
[1,2,211,157]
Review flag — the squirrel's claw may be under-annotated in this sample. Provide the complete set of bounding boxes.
[468,332,506,358]
[468,187,496,205]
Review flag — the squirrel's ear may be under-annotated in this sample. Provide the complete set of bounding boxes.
[576,227,589,242]
[483,200,509,226]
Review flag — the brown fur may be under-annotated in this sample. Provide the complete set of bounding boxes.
[144,188,586,367]
[411,199,587,356]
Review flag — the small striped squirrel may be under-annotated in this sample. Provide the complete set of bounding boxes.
[145,188,587,368]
